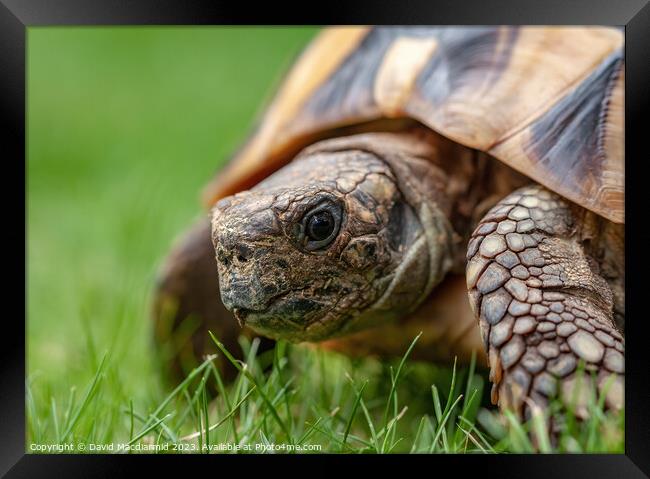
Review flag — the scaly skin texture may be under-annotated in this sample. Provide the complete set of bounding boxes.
[466,185,624,419]
[211,131,458,343]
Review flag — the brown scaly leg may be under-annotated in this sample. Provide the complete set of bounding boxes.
[465,185,624,421]
[152,216,275,387]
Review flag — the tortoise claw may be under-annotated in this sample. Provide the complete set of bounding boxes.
[466,185,624,421]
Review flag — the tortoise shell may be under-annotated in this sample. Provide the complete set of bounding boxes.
[203,26,624,223]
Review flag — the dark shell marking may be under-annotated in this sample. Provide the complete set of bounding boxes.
[301,27,520,128]
[527,52,623,219]
[466,185,624,417]
[290,27,622,222]
[206,26,623,229]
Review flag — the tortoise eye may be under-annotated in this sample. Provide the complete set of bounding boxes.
[307,211,334,241]
[301,202,342,251]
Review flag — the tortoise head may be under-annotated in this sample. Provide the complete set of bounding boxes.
[211,134,455,342]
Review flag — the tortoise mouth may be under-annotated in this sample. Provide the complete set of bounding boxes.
[229,288,307,330]
[228,287,347,342]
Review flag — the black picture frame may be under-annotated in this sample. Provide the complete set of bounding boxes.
[3,0,649,476]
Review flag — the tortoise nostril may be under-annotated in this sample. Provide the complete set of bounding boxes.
[216,247,230,266]
[235,244,253,263]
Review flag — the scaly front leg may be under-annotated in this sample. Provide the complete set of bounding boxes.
[465,185,624,420]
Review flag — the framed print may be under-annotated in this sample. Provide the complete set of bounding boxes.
[3,0,650,476]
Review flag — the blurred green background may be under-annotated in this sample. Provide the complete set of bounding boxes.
[26,28,624,452]
[27,27,318,405]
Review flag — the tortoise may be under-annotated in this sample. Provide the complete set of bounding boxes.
[153,26,624,420]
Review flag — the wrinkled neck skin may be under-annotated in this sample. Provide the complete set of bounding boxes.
[211,129,472,343]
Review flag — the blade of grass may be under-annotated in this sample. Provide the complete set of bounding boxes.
[529,403,552,453]
[26,379,41,445]
[380,406,408,453]
[127,413,174,446]
[428,393,463,453]
[210,331,293,441]
[459,415,497,452]
[60,353,107,441]
[457,424,489,453]
[128,399,134,444]
[201,383,210,449]
[358,394,379,452]
[410,415,428,453]
[342,379,368,447]
[123,408,179,444]
[381,332,421,429]
[586,372,617,451]
[296,417,323,444]
[136,355,214,436]
[503,410,534,453]
[59,385,77,440]
[50,397,60,443]
[209,360,240,444]
[181,386,256,441]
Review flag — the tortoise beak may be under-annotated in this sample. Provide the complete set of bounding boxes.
[211,198,286,321]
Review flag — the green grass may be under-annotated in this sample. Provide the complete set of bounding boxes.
[27,25,317,427]
[27,332,623,454]
[26,27,624,454]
